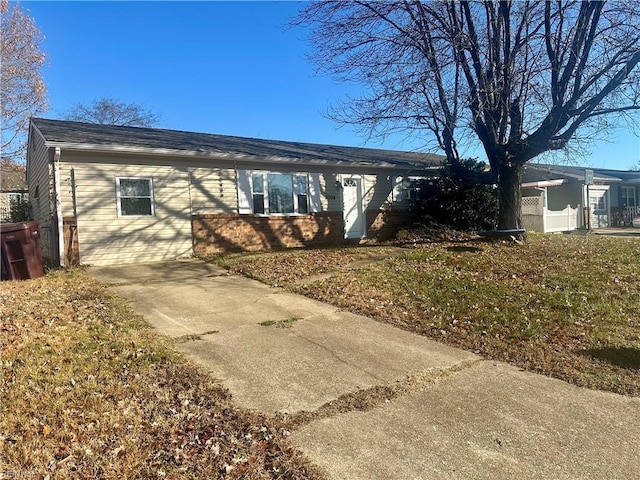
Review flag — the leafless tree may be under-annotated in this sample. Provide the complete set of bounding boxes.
[63,97,160,128]
[296,1,640,229]
[1,0,48,162]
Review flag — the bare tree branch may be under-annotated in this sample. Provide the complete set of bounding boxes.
[1,0,48,162]
[62,97,160,127]
[295,0,640,228]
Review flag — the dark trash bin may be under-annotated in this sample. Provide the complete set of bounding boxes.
[1,221,45,281]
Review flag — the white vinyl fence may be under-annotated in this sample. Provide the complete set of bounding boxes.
[521,196,580,233]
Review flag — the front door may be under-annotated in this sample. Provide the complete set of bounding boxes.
[589,188,609,228]
[342,175,365,239]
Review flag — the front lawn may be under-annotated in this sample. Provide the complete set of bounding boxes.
[212,235,640,396]
[0,272,323,479]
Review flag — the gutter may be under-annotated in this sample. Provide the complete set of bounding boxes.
[52,147,65,267]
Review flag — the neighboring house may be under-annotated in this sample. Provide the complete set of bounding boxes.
[26,118,443,266]
[0,163,28,223]
[521,163,640,233]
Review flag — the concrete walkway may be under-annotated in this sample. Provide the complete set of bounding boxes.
[90,260,640,480]
[591,227,640,237]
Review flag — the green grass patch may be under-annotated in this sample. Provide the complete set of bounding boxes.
[213,235,640,396]
[0,271,324,479]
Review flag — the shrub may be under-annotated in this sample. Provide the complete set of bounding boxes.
[8,196,30,223]
[414,159,498,231]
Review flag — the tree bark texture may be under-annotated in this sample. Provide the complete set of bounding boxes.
[496,162,523,230]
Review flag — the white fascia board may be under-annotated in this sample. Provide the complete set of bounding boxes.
[528,166,613,183]
[521,179,566,188]
[44,141,237,161]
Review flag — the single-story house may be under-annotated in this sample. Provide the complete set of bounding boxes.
[0,163,28,223]
[26,118,444,266]
[521,163,640,232]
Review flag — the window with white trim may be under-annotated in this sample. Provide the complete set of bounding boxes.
[393,176,427,202]
[7,192,27,204]
[116,177,154,216]
[589,194,607,212]
[622,186,636,208]
[250,172,309,215]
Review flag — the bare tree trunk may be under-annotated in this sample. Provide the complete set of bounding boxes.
[496,162,523,230]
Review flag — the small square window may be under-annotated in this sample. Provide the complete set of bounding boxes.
[116,177,154,216]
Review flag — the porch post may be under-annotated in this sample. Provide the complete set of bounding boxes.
[542,189,547,233]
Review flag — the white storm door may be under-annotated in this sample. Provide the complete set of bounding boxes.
[589,188,609,228]
[342,175,365,239]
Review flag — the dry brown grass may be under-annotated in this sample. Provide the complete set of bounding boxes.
[210,246,398,286]
[211,234,640,397]
[0,271,325,479]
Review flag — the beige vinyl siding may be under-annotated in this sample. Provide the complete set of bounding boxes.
[57,162,76,216]
[189,167,237,214]
[318,172,341,211]
[26,126,55,260]
[363,174,394,210]
[63,161,192,265]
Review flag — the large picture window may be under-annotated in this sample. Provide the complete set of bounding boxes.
[250,172,308,215]
[116,177,154,216]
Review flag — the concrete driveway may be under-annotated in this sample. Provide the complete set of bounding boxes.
[90,260,640,480]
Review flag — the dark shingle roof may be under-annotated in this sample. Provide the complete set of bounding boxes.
[524,163,640,183]
[31,118,444,170]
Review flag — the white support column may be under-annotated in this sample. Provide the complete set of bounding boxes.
[541,188,547,233]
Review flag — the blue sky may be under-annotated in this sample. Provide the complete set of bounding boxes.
[23,1,640,170]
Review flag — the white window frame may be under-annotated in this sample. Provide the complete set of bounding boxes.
[589,193,607,212]
[393,176,427,202]
[621,186,636,208]
[250,171,309,216]
[116,177,155,217]
[7,192,25,204]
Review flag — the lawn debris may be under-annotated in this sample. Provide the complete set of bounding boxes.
[0,271,325,479]
[211,235,640,397]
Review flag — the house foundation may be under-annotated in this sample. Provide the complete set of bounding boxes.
[192,212,345,254]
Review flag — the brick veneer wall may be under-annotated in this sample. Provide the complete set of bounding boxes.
[192,212,345,254]
[366,209,417,241]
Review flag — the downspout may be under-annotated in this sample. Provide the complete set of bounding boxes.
[187,170,194,256]
[68,168,78,264]
[53,147,65,267]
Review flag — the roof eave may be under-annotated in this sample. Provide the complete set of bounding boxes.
[521,179,566,188]
[45,141,440,171]
[526,165,623,183]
